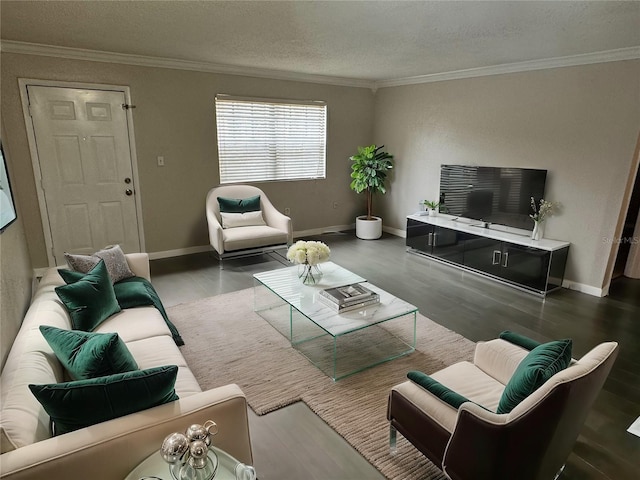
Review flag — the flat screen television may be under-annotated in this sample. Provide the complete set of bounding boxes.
[439,165,547,230]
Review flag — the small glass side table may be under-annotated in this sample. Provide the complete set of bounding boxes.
[124,446,256,480]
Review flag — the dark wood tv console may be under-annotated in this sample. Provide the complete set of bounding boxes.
[406,214,570,296]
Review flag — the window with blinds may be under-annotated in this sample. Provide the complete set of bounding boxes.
[215,95,327,183]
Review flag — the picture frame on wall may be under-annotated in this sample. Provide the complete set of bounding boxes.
[0,141,18,233]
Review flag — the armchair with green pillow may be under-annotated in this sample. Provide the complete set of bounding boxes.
[206,184,292,265]
[387,331,618,480]
[0,252,253,480]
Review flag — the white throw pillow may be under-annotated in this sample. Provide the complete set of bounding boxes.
[220,211,266,229]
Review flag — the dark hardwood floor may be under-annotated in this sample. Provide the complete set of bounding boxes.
[151,232,640,480]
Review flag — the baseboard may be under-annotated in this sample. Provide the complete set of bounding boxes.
[147,224,405,260]
[383,225,406,238]
[147,226,358,260]
[561,280,606,297]
[294,224,355,238]
[148,245,212,260]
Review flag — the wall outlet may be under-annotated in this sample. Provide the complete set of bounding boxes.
[157,156,165,167]
[284,207,291,215]
[333,202,338,209]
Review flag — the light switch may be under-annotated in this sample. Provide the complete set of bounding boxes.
[157,156,165,167]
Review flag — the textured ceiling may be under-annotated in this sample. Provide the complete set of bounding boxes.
[1,1,639,82]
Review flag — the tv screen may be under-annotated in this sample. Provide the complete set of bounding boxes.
[439,165,547,230]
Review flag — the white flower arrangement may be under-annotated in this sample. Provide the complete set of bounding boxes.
[286,240,331,266]
[530,197,561,223]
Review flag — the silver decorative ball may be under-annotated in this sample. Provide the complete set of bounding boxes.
[189,439,209,469]
[160,432,189,464]
[185,423,209,443]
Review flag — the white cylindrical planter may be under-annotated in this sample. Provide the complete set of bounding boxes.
[356,216,382,240]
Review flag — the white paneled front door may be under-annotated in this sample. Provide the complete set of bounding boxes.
[27,85,141,264]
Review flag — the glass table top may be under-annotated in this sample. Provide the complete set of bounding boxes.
[254,262,418,337]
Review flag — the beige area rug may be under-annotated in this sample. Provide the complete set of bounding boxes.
[167,289,475,480]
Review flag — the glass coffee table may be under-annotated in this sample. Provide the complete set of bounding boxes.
[253,262,418,380]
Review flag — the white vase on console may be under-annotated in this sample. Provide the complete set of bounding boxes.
[531,220,544,241]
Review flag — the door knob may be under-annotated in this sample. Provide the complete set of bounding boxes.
[124,177,132,184]
[125,189,133,196]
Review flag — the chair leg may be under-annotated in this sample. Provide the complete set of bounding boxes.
[210,250,224,270]
[389,425,397,455]
[553,464,566,480]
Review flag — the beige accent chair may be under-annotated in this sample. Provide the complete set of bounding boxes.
[206,185,292,264]
[387,337,618,480]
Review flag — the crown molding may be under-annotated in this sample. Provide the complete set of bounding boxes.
[374,46,640,88]
[2,40,638,91]
[0,40,375,89]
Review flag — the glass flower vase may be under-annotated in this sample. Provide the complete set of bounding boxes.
[298,263,322,285]
[531,220,544,241]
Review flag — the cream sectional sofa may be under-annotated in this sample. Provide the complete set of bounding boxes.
[0,253,253,480]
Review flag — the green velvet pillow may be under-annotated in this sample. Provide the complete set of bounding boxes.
[497,339,572,414]
[408,371,472,409]
[39,326,138,380]
[55,259,121,331]
[58,271,185,347]
[58,268,85,284]
[217,195,261,213]
[499,330,542,351]
[29,365,179,436]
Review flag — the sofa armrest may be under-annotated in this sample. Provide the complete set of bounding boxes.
[0,385,252,480]
[407,371,473,410]
[206,209,225,255]
[124,253,151,281]
[442,402,509,480]
[266,210,292,244]
[261,196,293,245]
[473,339,529,386]
[498,331,541,351]
[443,389,567,480]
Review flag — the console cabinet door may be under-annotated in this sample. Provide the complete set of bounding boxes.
[431,226,465,263]
[463,233,503,277]
[406,218,435,254]
[499,244,551,293]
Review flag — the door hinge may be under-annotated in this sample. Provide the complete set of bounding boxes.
[28,103,33,117]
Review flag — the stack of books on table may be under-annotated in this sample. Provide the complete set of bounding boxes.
[318,283,380,313]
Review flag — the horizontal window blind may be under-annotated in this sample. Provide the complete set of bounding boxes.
[215,96,327,183]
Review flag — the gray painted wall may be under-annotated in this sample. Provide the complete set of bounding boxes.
[0,129,33,369]
[1,52,375,268]
[373,60,640,291]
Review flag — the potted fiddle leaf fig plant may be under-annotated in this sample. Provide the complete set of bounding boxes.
[349,144,394,239]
